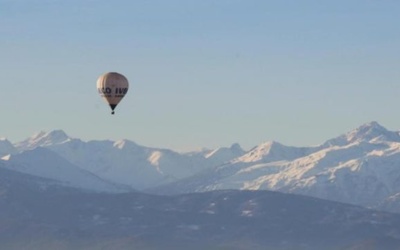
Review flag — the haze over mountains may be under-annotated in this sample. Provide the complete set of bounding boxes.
[3,122,400,249]
[2,121,400,214]
[1,164,400,250]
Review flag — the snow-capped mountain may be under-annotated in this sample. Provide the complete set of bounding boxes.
[149,122,400,212]
[14,130,72,151]
[5,122,400,248]
[235,141,317,163]
[53,139,216,189]
[322,121,400,147]
[5,121,400,213]
[12,132,245,190]
[204,143,245,165]
[0,147,131,193]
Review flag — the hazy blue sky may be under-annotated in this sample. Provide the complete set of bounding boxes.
[1,0,400,151]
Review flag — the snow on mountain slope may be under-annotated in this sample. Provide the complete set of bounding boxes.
[0,138,17,157]
[152,141,320,193]
[0,147,131,193]
[14,130,72,151]
[204,143,245,166]
[46,139,209,189]
[13,131,246,190]
[149,122,400,212]
[235,141,316,163]
[9,122,400,213]
[237,141,400,205]
[322,121,400,147]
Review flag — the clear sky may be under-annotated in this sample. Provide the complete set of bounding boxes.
[1,0,400,151]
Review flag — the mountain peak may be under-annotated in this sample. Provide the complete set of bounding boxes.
[364,121,383,128]
[113,139,139,149]
[237,141,286,163]
[350,121,386,135]
[346,121,400,143]
[204,143,246,164]
[45,130,69,141]
[323,121,400,147]
[229,143,244,153]
[0,138,17,157]
[255,141,285,153]
[14,130,72,151]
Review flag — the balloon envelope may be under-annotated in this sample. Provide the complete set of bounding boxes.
[96,72,129,114]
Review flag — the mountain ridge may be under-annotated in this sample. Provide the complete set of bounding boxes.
[3,121,400,213]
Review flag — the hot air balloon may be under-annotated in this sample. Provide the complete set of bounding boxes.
[96,72,129,115]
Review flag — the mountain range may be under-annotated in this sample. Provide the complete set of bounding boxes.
[1,165,400,250]
[3,122,400,249]
[2,121,400,214]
